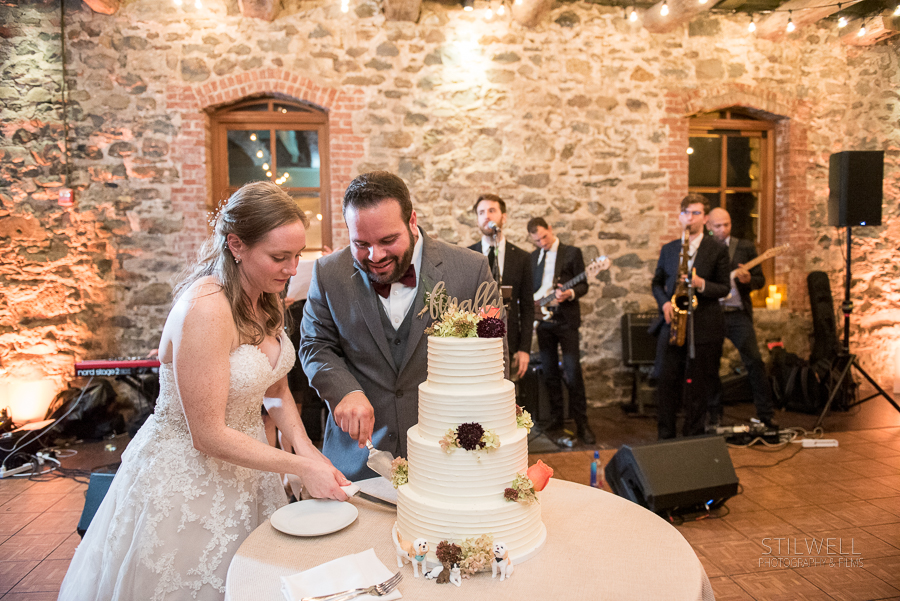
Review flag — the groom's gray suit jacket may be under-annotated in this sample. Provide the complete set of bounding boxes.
[300,232,495,480]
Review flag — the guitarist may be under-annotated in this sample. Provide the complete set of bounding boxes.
[707,208,778,430]
[527,217,595,445]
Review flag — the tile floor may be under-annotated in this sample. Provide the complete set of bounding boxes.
[1,396,899,600]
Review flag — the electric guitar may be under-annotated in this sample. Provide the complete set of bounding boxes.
[723,244,790,302]
[534,256,611,321]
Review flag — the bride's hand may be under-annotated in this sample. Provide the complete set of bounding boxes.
[296,460,350,501]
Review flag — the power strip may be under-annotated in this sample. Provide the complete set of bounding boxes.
[0,462,34,478]
[801,439,839,448]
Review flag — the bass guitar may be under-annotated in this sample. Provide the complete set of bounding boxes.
[534,256,611,321]
[723,244,790,302]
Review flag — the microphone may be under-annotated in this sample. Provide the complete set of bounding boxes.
[487,221,500,234]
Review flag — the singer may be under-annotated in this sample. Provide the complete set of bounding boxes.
[468,194,534,381]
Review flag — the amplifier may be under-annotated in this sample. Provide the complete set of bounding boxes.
[621,313,658,367]
[75,358,161,377]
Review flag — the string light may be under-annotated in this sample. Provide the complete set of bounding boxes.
[748,16,756,32]
[786,10,795,33]
[341,0,349,13]
[463,0,474,11]
[194,0,201,8]
[497,3,505,15]
[838,14,847,27]
[485,5,493,18]
[173,0,182,5]
[698,0,707,5]
[629,5,638,21]
[660,0,669,17]
[858,22,866,36]
[894,4,900,16]
[514,0,522,5]
[262,162,269,170]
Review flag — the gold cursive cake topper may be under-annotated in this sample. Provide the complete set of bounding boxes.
[418,281,505,320]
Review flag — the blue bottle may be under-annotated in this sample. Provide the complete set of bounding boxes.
[590,450,603,488]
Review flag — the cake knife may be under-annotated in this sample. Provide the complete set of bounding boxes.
[365,440,395,481]
[340,483,396,508]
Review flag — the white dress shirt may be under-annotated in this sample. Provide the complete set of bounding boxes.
[379,228,424,331]
[534,238,560,300]
[479,235,506,278]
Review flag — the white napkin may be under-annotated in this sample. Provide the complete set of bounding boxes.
[281,548,402,601]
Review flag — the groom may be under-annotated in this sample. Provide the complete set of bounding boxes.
[300,171,496,480]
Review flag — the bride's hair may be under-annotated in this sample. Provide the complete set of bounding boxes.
[175,181,310,345]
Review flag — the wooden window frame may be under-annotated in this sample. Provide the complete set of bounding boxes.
[209,97,332,251]
[689,110,776,304]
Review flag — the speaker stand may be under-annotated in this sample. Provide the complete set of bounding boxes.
[814,226,900,429]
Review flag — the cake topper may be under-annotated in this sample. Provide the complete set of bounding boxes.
[392,524,429,577]
[419,281,504,320]
[491,542,514,581]
[449,563,462,587]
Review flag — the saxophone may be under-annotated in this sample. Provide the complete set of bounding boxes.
[669,227,698,346]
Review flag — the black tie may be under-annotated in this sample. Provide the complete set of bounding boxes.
[534,252,545,293]
[488,246,500,284]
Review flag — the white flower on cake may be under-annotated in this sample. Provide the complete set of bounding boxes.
[389,457,408,489]
[515,405,534,433]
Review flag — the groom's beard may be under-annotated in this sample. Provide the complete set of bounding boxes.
[357,226,416,286]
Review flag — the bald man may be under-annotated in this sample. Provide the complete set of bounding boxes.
[707,207,777,430]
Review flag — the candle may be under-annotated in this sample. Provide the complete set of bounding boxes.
[769,285,778,296]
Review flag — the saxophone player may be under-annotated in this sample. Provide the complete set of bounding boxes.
[650,194,731,440]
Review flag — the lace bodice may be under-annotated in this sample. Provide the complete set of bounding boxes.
[153,331,295,438]
[58,330,296,601]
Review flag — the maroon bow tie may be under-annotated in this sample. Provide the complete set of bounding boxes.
[372,264,416,299]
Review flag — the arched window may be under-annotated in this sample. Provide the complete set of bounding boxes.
[210,96,331,250]
[688,108,775,304]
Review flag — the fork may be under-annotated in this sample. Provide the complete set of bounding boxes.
[299,571,402,601]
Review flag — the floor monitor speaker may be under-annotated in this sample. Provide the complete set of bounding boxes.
[77,471,116,537]
[605,436,739,515]
[828,151,883,227]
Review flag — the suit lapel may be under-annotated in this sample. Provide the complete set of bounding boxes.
[728,238,738,263]
[351,264,396,372]
[397,232,440,376]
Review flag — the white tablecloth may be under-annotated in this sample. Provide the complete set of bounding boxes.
[226,479,714,601]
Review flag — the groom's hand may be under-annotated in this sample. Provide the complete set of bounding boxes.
[334,391,375,448]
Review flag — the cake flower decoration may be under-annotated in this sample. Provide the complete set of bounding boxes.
[515,405,534,433]
[441,422,499,454]
[504,473,538,505]
[526,460,554,491]
[390,457,409,488]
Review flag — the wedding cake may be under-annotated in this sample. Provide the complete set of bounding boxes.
[394,334,547,565]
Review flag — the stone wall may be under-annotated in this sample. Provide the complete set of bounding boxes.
[1,0,898,418]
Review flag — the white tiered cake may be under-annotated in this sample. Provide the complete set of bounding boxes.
[395,336,547,564]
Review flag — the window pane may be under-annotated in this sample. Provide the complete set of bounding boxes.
[726,136,758,188]
[228,130,271,187]
[290,192,323,250]
[688,137,722,187]
[700,192,721,211]
[276,130,320,188]
[274,103,311,114]
[725,192,759,242]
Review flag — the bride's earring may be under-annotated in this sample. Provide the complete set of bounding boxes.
[235,256,241,264]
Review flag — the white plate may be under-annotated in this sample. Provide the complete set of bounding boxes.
[270,499,359,537]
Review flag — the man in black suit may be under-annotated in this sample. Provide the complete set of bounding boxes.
[468,194,534,380]
[528,217,595,445]
[707,207,777,429]
[651,194,731,439]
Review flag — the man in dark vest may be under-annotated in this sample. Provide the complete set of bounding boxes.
[528,217,595,445]
[706,207,777,429]
[468,194,534,382]
[300,171,496,480]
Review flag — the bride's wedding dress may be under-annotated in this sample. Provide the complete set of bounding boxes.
[59,333,293,600]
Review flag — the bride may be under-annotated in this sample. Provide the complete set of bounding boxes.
[58,181,350,600]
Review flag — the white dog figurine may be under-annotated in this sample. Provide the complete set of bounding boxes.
[448,563,462,587]
[491,542,514,581]
[391,525,429,577]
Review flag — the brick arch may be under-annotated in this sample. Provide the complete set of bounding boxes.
[660,84,815,310]
[166,69,366,258]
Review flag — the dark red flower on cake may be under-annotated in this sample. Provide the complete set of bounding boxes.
[456,422,485,451]
[476,317,506,339]
[436,541,462,565]
[504,487,519,502]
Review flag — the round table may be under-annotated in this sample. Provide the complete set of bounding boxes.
[225,479,714,601]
